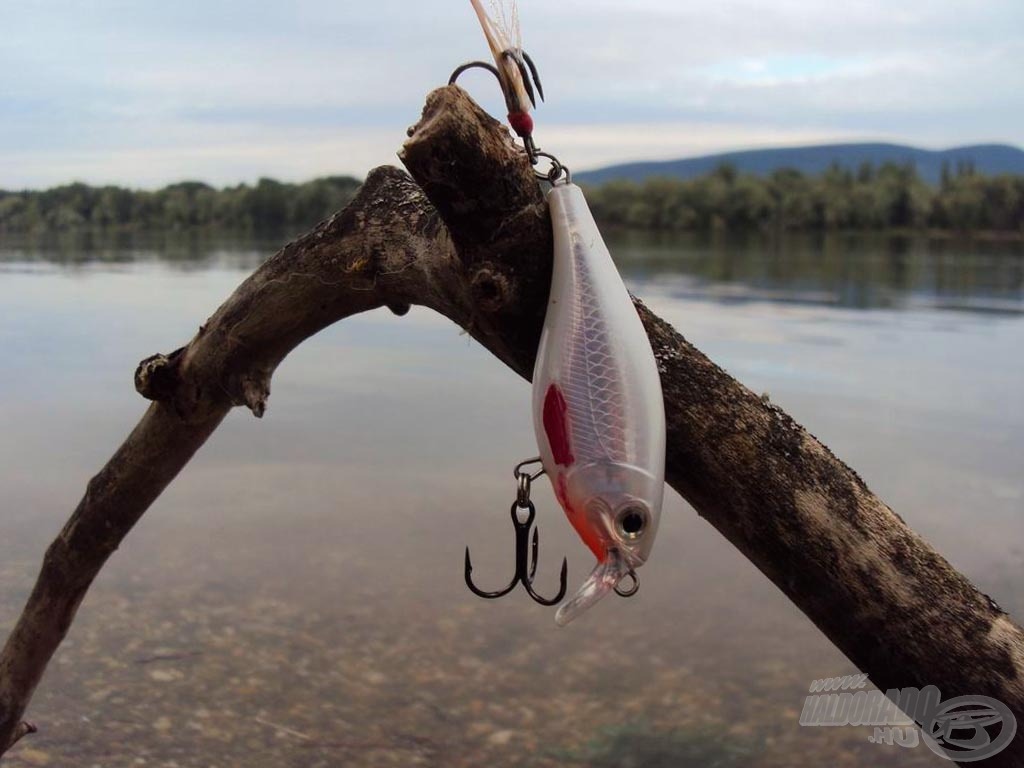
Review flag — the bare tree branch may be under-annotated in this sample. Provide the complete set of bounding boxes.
[1,85,1022,765]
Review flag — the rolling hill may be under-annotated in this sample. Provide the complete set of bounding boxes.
[574,143,1024,186]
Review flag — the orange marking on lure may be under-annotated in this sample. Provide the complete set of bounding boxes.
[556,474,605,561]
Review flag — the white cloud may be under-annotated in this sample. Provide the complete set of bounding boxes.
[1,0,1021,188]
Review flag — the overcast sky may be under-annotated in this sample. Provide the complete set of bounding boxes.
[3,0,1022,189]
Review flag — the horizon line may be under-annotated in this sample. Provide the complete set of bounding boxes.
[4,140,1022,193]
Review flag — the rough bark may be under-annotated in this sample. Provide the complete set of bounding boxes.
[1,85,1022,765]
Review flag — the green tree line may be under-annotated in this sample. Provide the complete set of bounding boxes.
[584,162,1023,234]
[0,176,362,234]
[2,163,1022,235]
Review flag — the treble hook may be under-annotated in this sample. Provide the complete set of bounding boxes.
[448,49,545,109]
[448,50,568,183]
[464,459,568,606]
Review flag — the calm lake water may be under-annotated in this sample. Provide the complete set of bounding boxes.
[1,229,1022,767]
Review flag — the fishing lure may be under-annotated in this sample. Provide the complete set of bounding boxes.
[456,0,666,625]
[534,184,666,625]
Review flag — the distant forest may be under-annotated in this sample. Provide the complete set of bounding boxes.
[0,176,363,234]
[585,162,1023,234]
[1,162,1022,235]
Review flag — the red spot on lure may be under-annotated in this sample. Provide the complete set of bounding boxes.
[542,383,574,466]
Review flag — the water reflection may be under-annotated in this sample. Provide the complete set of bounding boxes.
[3,229,1023,313]
[610,230,1024,313]
[0,229,282,272]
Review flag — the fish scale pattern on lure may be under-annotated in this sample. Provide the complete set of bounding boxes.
[534,184,667,625]
[559,252,628,463]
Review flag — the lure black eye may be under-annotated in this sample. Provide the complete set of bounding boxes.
[616,506,647,540]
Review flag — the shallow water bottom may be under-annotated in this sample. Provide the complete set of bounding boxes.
[1,470,948,768]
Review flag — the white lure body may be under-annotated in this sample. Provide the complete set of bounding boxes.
[532,183,667,625]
